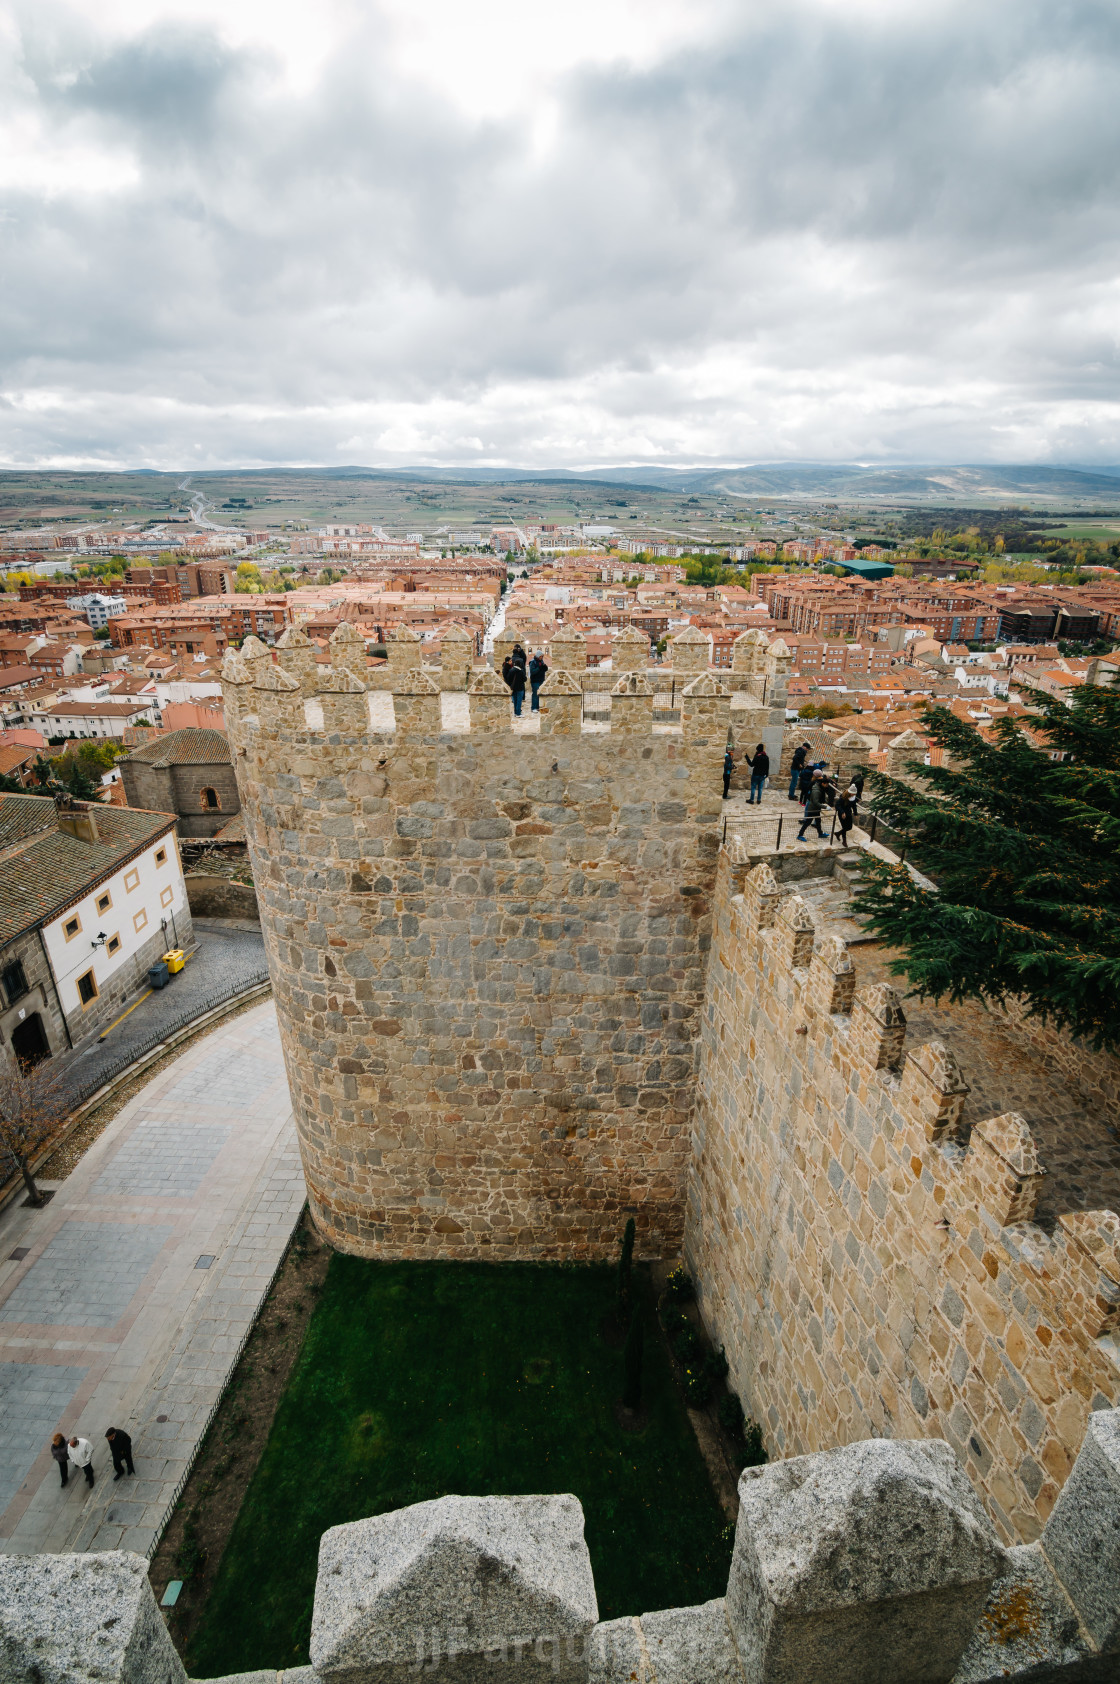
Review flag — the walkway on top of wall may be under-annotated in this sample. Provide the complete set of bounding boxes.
[0,998,303,1558]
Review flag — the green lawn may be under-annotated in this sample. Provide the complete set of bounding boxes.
[185,1260,731,1677]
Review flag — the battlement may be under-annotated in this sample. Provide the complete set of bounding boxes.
[222,623,790,749]
[687,846,1120,1545]
[5,1418,1118,1683]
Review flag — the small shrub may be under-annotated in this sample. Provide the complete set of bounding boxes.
[665,1265,695,1303]
[743,1419,767,1467]
[672,1328,700,1366]
[704,1344,729,1381]
[683,1367,711,1407]
[718,1392,745,1436]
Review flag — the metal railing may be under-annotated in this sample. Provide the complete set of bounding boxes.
[58,971,271,1110]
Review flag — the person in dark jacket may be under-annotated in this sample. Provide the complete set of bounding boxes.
[529,652,548,710]
[50,1432,70,1488]
[507,658,526,715]
[835,791,855,847]
[797,762,815,805]
[788,741,811,800]
[745,744,770,804]
[797,774,826,840]
[849,768,865,802]
[501,655,514,689]
[511,643,527,673]
[105,1427,135,1480]
[722,748,734,799]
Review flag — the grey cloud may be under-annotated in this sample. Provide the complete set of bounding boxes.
[3,0,1120,465]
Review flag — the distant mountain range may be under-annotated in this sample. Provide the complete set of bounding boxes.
[168,462,1120,503]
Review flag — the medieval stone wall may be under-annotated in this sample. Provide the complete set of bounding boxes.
[221,624,789,1261]
[685,845,1120,1547]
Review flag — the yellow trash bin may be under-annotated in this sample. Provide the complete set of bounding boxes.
[163,948,186,974]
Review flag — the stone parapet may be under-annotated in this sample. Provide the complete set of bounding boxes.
[5,1424,1120,1682]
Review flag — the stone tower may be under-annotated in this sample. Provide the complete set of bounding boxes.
[221,631,790,1260]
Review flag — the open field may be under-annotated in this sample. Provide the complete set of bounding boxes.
[181,1258,730,1678]
[5,465,1120,555]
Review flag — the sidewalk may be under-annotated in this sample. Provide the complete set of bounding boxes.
[0,999,304,1557]
[54,920,270,1108]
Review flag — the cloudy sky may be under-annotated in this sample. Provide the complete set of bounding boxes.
[2,0,1120,470]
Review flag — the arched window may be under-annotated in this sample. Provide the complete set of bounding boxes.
[201,787,221,810]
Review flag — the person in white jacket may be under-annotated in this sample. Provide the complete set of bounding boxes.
[67,1436,95,1488]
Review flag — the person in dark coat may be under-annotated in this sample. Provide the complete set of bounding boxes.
[797,775,826,840]
[50,1433,70,1488]
[722,748,734,799]
[797,762,816,805]
[835,791,855,847]
[529,652,548,711]
[744,744,770,804]
[501,655,514,690]
[507,658,526,716]
[511,643,527,672]
[788,741,811,800]
[105,1427,135,1480]
[849,768,865,802]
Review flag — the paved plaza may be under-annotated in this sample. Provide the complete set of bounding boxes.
[0,999,305,1557]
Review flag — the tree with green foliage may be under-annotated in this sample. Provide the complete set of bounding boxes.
[852,684,1120,1050]
[617,1216,635,1317]
[621,1309,644,1412]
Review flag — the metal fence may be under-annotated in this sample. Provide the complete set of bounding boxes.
[58,972,271,1111]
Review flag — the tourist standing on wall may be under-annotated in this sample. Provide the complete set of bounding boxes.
[507,658,526,716]
[723,748,734,799]
[788,741,811,800]
[744,744,770,804]
[797,774,826,841]
[67,1435,95,1488]
[835,789,855,847]
[529,651,548,710]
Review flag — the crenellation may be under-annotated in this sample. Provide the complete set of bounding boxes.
[848,980,908,1071]
[807,932,856,1016]
[898,1039,972,1143]
[967,1113,1045,1227]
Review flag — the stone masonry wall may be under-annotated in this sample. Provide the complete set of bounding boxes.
[221,624,788,1260]
[685,845,1120,1546]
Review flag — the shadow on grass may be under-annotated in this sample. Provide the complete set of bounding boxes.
[185,1257,731,1676]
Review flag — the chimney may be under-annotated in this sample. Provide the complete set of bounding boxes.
[57,805,100,844]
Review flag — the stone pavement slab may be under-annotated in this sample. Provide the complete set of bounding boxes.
[0,999,305,1558]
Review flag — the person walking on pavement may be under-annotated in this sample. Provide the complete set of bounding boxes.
[797,761,816,806]
[105,1427,135,1480]
[849,768,865,803]
[744,743,770,804]
[797,774,827,841]
[788,741,811,800]
[67,1435,95,1488]
[529,651,548,711]
[50,1433,70,1488]
[722,748,734,799]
